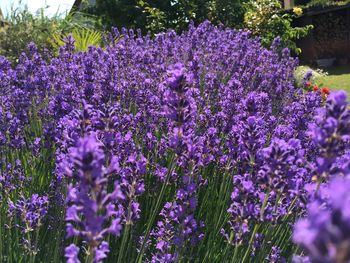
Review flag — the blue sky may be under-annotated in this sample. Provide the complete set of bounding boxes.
[0,0,76,18]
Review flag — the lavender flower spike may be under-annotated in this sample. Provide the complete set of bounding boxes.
[65,244,80,263]
[64,134,124,262]
[293,176,350,263]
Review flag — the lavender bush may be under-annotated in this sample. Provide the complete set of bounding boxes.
[0,21,349,262]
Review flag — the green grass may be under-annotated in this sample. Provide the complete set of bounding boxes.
[314,65,350,92]
[295,65,350,93]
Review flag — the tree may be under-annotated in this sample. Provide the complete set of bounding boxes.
[84,0,248,33]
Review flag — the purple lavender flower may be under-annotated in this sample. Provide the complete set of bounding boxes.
[0,160,28,198]
[150,202,178,263]
[7,193,49,255]
[162,63,197,157]
[308,91,350,179]
[302,70,313,86]
[0,20,337,262]
[292,255,311,263]
[64,134,125,261]
[65,244,80,263]
[258,139,305,194]
[8,194,49,232]
[224,173,258,243]
[293,176,350,263]
[266,246,286,263]
[94,242,110,262]
[120,153,147,224]
[148,63,205,261]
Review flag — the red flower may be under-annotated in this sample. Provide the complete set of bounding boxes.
[305,81,312,87]
[321,87,330,95]
[312,86,319,91]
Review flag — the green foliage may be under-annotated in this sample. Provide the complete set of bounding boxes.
[84,0,248,33]
[244,0,313,54]
[209,0,248,28]
[52,28,102,52]
[0,8,60,63]
[0,6,102,63]
[138,1,167,33]
[294,65,328,86]
[84,0,145,31]
[314,65,350,91]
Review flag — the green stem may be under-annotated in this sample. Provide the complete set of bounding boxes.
[315,179,322,195]
[260,190,270,221]
[27,234,34,263]
[232,241,241,263]
[0,212,2,262]
[136,153,175,263]
[117,223,130,263]
[85,246,94,263]
[53,211,64,263]
[242,189,270,263]
[241,224,259,263]
[231,222,244,263]
[32,229,39,263]
[223,228,234,260]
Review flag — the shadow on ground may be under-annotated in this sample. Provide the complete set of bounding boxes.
[324,65,350,75]
[315,65,350,92]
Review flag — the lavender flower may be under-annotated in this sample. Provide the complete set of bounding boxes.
[293,176,350,263]
[64,134,125,262]
[0,20,341,262]
[8,194,49,255]
[162,62,197,157]
[120,153,147,224]
[0,160,28,198]
[65,244,80,263]
[148,63,205,261]
[266,246,286,263]
[8,194,49,232]
[308,91,350,179]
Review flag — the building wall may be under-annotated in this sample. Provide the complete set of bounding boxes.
[296,6,350,64]
[0,8,6,29]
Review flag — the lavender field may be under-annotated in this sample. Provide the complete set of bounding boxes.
[0,21,349,262]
